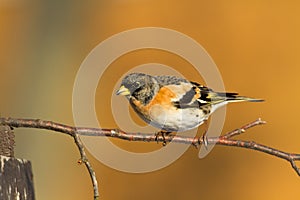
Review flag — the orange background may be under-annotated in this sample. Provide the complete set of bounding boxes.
[1,1,300,200]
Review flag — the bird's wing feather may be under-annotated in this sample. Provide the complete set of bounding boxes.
[172,81,237,109]
[171,81,215,109]
[155,76,249,109]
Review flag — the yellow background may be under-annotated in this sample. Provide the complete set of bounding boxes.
[1,1,300,199]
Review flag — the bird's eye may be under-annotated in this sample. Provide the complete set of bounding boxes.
[133,82,140,88]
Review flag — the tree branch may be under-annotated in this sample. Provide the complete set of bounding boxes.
[0,117,299,199]
[0,118,99,200]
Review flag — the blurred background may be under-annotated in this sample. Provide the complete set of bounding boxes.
[1,1,300,199]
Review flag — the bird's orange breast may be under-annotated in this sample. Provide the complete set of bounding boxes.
[131,86,176,115]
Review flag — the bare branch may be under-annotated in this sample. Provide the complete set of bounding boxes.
[219,118,266,139]
[73,131,99,200]
[0,117,299,199]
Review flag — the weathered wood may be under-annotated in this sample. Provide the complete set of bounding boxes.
[0,125,35,200]
[0,156,35,200]
[0,125,15,157]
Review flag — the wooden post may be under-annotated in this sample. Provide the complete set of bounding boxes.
[0,125,35,200]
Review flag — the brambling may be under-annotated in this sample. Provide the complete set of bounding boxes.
[116,73,263,138]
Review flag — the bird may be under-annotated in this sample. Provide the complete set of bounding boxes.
[116,73,263,142]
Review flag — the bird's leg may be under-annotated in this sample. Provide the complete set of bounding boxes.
[155,130,172,146]
[201,130,208,149]
[201,120,209,149]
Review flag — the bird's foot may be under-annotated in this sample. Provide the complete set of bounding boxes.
[155,130,172,146]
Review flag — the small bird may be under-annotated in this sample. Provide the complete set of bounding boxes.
[116,73,263,135]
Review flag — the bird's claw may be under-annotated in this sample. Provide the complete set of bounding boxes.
[155,131,171,146]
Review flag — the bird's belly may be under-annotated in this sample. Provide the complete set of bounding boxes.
[145,105,207,132]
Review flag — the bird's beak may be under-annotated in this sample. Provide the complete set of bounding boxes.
[116,85,130,96]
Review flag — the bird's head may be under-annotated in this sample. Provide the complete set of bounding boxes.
[116,73,159,104]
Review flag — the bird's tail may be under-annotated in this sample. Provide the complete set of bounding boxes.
[216,92,264,103]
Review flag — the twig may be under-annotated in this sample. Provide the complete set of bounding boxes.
[0,117,300,199]
[221,118,266,139]
[73,131,99,200]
